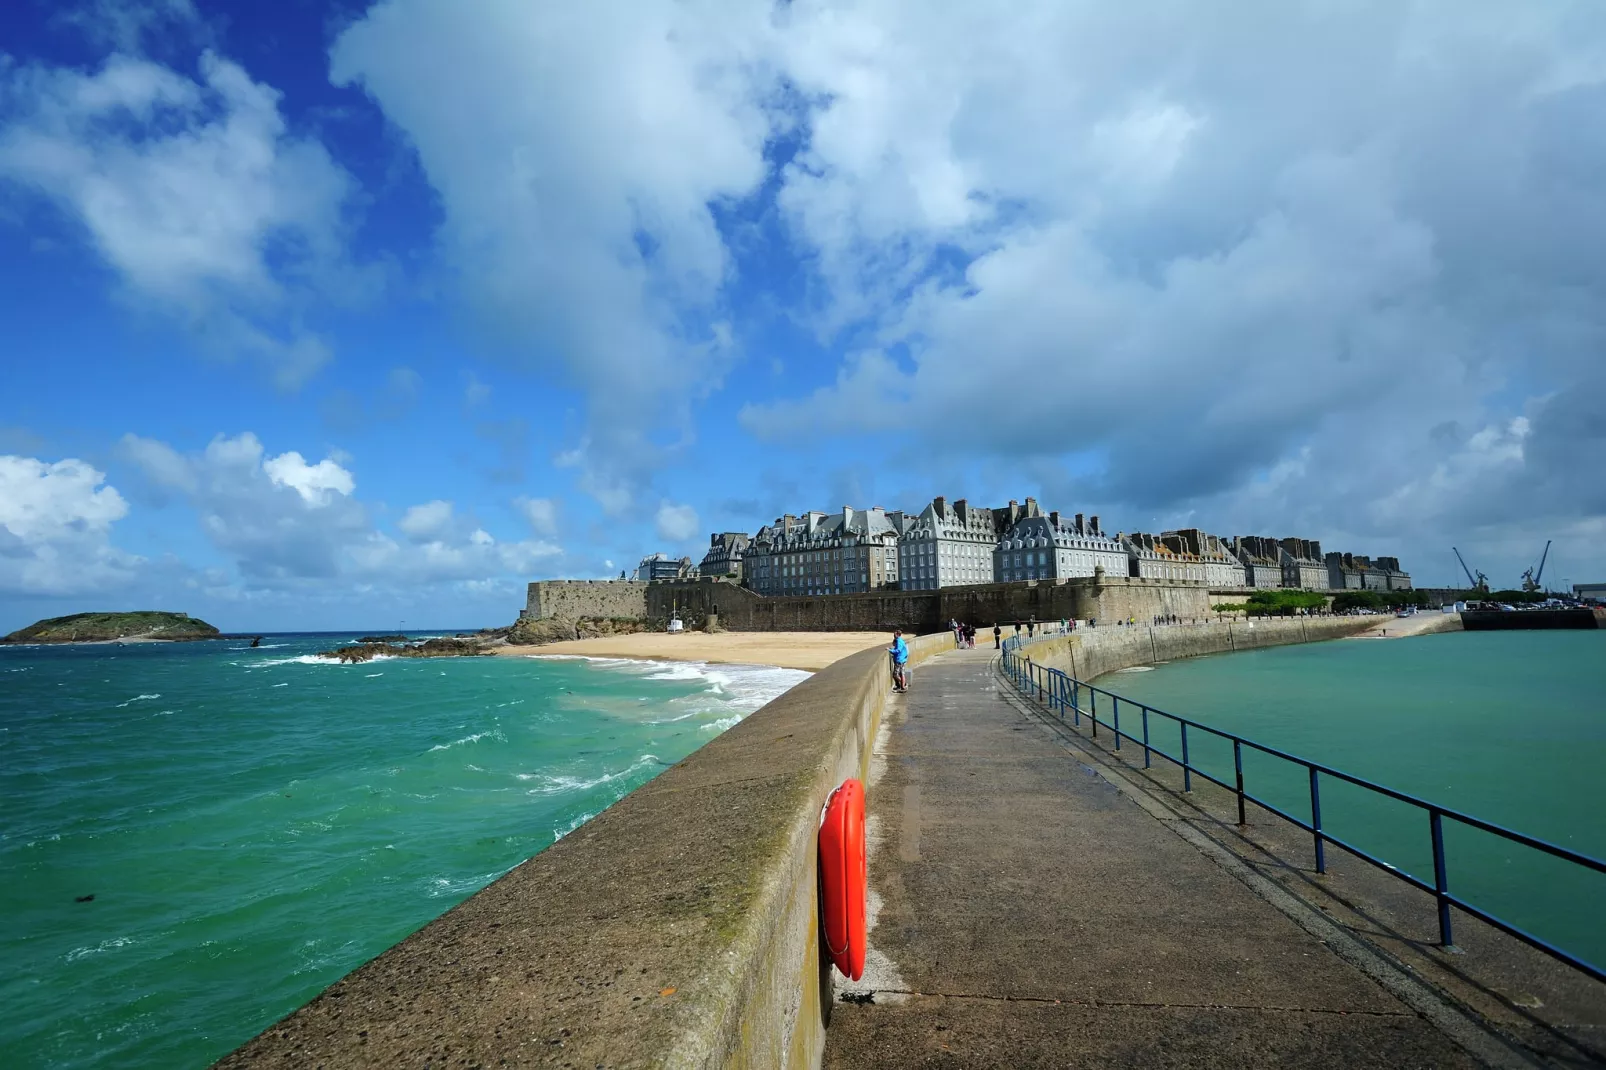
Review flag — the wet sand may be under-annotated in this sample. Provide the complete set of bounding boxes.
[494,631,898,672]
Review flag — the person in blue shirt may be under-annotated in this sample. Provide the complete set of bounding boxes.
[888,630,909,692]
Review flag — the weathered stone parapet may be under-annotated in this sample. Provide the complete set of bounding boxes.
[1014,616,1377,683]
[215,632,955,1069]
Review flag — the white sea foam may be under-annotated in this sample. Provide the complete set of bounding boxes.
[364,672,384,678]
[253,654,351,667]
[65,936,136,962]
[701,714,742,733]
[425,867,511,898]
[522,753,662,796]
[428,727,505,753]
[271,682,288,688]
[553,811,597,841]
[644,664,711,681]
[114,693,161,707]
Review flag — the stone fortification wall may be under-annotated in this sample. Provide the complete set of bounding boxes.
[636,576,1214,634]
[1018,616,1376,683]
[219,631,956,1069]
[524,579,648,621]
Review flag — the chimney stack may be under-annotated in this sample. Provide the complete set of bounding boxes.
[1049,510,1060,528]
[1075,512,1084,534]
[1090,515,1100,535]
[934,495,947,517]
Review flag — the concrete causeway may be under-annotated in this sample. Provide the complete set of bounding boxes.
[824,644,1482,1069]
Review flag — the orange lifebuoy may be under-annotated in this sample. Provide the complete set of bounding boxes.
[819,778,867,980]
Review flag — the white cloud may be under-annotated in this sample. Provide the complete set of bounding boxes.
[330,0,775,505]
[56,0,207,55]
[398,499,454,541]
[118,433,563,590]
[515,496,558,536]
[0,455,140,595]
[0,51,359,386]
[655,501,699,543]
[263,451,356,505]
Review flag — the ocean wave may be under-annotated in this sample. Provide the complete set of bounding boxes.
[425,867,511,899]
[553,811,597,841]
[701,715,743,733]
[521,753,663,796]
[114,693,161,707]
[643,664,713,681]
[428,727,506,753]
[65,936,136,962]
[252,654,351,667]
[364,672,384,678]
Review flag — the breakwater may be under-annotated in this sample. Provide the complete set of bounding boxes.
[218,618,1386,1067]
[217,633,953,1068]
[1014,615,1380,683]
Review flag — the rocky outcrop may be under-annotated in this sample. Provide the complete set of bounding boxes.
[505,615,651,646]
[320,637,496,664]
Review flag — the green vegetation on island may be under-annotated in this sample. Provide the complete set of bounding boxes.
[2,611,222,644]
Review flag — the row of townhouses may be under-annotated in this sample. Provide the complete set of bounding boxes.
[636,496,1411,595]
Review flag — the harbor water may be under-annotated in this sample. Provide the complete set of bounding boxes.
[0,635,807,1069]
[1098,628,1606,972]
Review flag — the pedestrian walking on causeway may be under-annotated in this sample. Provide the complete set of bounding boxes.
[993,623,1002,649]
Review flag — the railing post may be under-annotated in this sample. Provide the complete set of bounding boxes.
[1112,696,1121,751]
[1181,723,1191,791]
[1071,680,1080,726]
[1309,767,1325,874]
[1234,739,1246,826]
[1431,810,1455,948]
[1141,706,1151,768]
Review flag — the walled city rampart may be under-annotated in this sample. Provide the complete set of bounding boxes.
[524,579,648,622]
[525,575,1222,633]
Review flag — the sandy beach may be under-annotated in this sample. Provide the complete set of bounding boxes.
[494,631,897,672]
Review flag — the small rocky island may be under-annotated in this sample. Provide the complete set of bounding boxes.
[2,611,222,644]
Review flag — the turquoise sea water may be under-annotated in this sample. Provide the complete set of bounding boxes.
[0,635,807,1069]
[1096,629,1606,970]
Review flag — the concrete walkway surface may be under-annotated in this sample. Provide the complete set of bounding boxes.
[823,646,1486,1069]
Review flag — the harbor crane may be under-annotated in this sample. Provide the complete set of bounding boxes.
[1452,547,1490,594]
[1521,540,1552,594]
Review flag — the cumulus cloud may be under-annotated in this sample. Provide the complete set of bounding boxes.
[735,0,1606,579]
[318,1,1606,580]
[262,451,356,505]
[117,432,561,589]
[0,455,140,595]
[398,499,454,542]
[0,50,360,386]
[515,496,558,536]
[654,501,700,543]
[330,0,774,509]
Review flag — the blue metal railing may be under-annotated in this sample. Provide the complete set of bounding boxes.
[998,641,1606,984]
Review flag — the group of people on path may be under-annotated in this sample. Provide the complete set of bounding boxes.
[947,619,980,648]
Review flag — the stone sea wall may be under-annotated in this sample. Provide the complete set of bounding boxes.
[518,575,1218,634]
[1015,615,1378,683]
[524,579,648,622]
[218,631,956,1069]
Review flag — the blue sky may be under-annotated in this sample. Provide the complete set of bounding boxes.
[3,0,1604,632]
